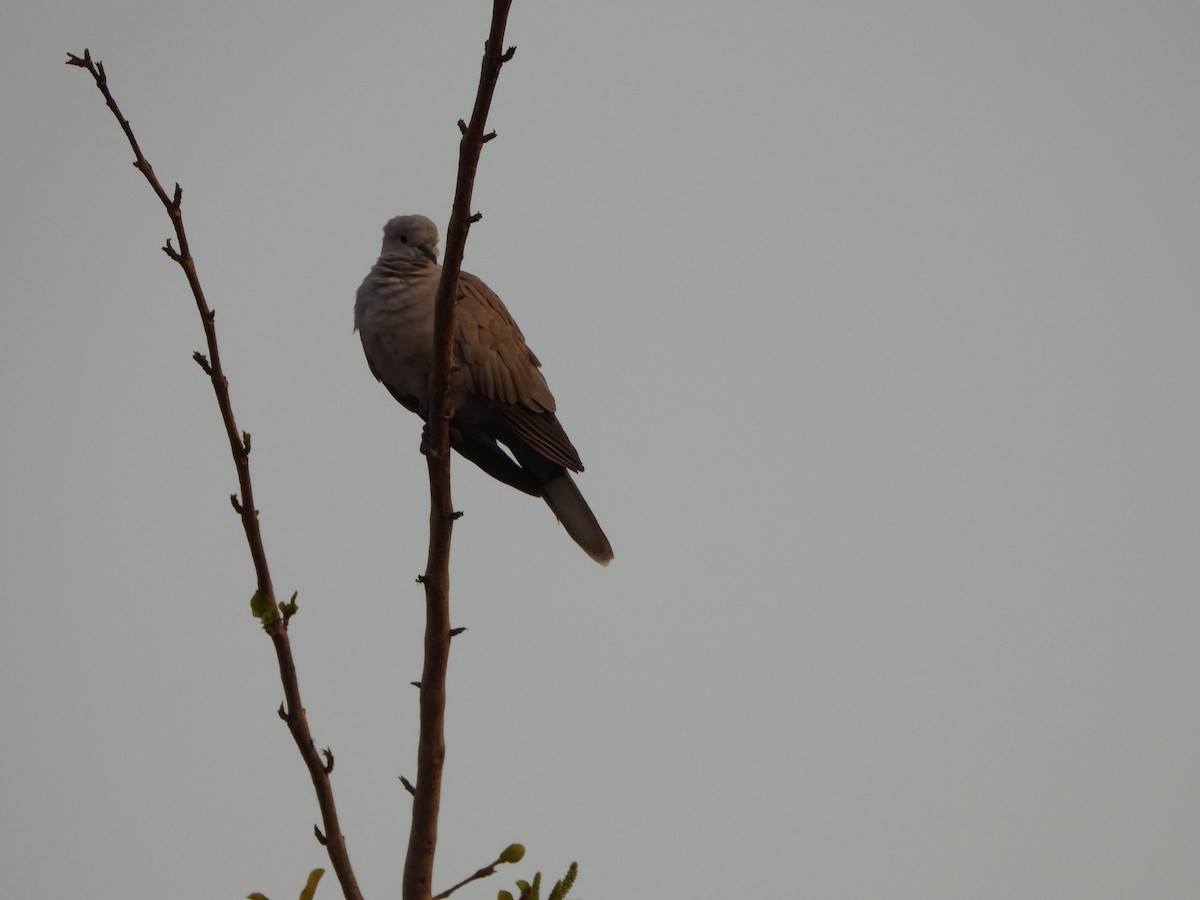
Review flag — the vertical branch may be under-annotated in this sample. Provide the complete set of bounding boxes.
[66,50,363,900]
[403,4,516,900]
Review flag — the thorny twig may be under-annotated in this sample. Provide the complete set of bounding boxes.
[66,48,363,900]
[403,3,516,899]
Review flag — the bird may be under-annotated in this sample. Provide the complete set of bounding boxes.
[355,214,613,565]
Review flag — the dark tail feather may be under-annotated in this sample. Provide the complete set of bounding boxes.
[540,472,614,565]
[452,428,542,496]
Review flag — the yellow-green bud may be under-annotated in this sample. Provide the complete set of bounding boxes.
[499,843,526,864]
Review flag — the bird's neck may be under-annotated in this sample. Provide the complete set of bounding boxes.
[374,255,436,278]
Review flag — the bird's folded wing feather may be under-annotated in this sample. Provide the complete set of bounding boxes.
[456,273,584,472]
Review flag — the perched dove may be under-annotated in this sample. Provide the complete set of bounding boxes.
[355,215,614,565]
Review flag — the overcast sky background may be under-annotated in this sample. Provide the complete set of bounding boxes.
[3,2,1198,898]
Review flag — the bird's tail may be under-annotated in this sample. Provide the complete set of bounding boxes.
[540,472,614,565]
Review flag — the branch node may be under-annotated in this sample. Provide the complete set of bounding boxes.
[242,431,252,453]
[277,702,288,721]
[449,627,467,638]
[399,775,416,796]
[230,494,243,514]
[192,351,212,375]
[468,212,483,224]
[457,119,468,135]
[410,681,422,689]
[322,747,334,774]
[501,45,517,62]
[314,825,327,846]
[162,239,181,262]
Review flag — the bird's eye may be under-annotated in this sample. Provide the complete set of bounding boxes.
[400,235,409,243]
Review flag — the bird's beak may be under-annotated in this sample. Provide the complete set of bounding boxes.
[420,245,438,263]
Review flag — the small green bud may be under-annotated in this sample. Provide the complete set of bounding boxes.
[280,591,299,622]
[499,843,526,864]
[498,892,514,900]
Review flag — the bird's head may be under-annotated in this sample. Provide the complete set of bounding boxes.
[380,214,440,263]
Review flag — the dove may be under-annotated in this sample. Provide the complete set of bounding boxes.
[355,215,613,565]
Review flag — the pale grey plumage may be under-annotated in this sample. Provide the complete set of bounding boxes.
[355,215,613,565]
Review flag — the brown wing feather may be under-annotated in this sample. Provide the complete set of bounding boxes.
[497,405,584,472]
[455,272,584,472]
[456,274,554,410]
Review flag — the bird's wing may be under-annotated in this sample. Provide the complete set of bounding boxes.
[455,272,584,472]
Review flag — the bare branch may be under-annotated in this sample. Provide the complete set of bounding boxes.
[403,3,515,899]
[68,48,364,900]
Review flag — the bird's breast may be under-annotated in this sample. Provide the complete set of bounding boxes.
[356,270,440,408]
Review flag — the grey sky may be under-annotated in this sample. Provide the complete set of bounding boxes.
[3,2,1198,897]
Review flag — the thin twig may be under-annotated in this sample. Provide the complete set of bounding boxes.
[66,48,363,900]
[402,4,516,900]
[432,855,502,900]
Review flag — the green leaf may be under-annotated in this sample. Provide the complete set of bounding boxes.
[298,868,324,900]
[250,589,276,624]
